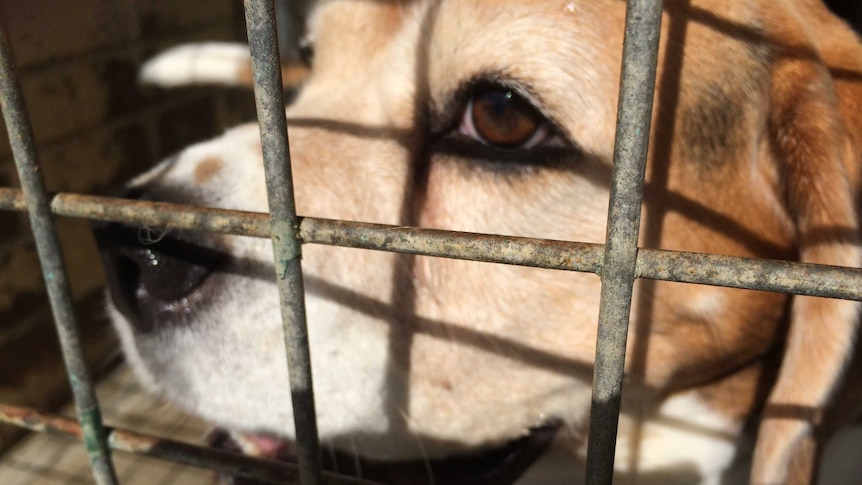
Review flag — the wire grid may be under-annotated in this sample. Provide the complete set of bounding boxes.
[0,0,861,484]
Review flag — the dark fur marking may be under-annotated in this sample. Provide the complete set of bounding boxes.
[679,81,746,171]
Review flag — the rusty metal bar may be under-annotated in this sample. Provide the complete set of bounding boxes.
[0,24,119,485]
[0,404,382,485]
[585,0,664,483]
[243,1,322,484]
[635,249,862,299]
[4,188,862,300]
[0,188,272,237]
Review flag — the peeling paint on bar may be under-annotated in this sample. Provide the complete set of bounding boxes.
[636,249,862,299]
[300,217,606,274]
[0,188,272,236]
[0,22,119,485]
[243,1,321,484]
[0,404,381,485]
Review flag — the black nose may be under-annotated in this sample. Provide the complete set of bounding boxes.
[92,193,224,333]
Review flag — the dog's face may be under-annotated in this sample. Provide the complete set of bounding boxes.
[98,1,862,483]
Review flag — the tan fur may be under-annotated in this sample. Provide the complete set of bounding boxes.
[193,156,224,185]
[117,1,862,483]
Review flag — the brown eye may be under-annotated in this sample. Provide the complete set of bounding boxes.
[460,89,550,149]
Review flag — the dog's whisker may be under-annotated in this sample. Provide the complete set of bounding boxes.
[394,405,435,485]
[326,440,339,476]
[414,433,435,485]
[137,225,172,244]
[350,434,363,480]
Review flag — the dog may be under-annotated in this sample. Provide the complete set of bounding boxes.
[94,1,862,483]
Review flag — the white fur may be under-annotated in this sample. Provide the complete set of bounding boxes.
[517,392,744,485]
[139,42,250,87]
[616,392,744,485]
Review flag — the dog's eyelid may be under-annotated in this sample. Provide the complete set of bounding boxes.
[430,75,572,148]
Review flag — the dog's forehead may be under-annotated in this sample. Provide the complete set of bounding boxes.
[309,0,420,55]
[306,0,630,157]
[308,0,627,70]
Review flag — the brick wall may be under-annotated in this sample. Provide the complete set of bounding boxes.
[0,0,257,452]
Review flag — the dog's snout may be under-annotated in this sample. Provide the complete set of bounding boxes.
[93,191,223,333]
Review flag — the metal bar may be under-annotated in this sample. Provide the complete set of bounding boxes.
[635,249,862,299]
[0,189,272,237]
[0,24,119,485]
[0,404,382,485]
[242,1,322,484]
[585,0,664,483]
[299,217,604,274]
[3,188,862,300]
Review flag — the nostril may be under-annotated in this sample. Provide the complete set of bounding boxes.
[93,220,224,333]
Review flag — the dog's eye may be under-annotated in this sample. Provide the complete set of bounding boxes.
[459,89,551,150]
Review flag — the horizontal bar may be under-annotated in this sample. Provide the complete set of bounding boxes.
[1,188,861,301]
[300,217,605,274]
[0,188,605,272]
[0,404,383,485]
[0,22,118,485]
[636,249,862,300]
[0,188,272,236]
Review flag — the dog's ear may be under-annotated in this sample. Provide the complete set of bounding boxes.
[750,41,862,484]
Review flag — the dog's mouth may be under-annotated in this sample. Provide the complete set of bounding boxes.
[208,421,562,485]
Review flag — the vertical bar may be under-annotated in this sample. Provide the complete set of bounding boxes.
[0,20,119,485]
[242,2,322,485]
[585,0,664,484]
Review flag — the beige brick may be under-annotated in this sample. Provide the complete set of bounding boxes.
[41,438,92,482]
[157,96,222,157]
[37,122,135,193]
[0,459,42,485]
[0,53,150,159]
[57,219,106,298]
[134,0,237,38]
[0,1,244,159]
[0,204,105,316]
[0,0,138,69]
[0,244,43,311]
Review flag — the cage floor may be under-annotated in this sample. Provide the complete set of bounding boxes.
[0,365,213,485]
[1,364,861,485]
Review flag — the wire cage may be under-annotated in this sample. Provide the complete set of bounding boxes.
[0,0,861,484]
